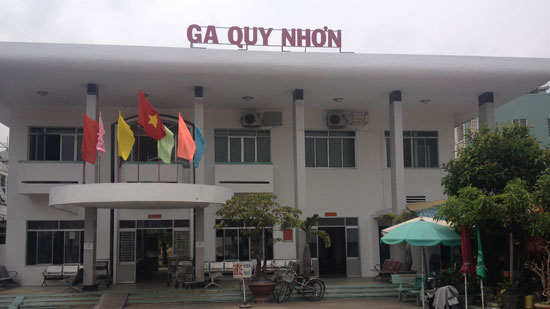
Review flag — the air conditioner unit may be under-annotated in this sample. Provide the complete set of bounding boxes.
[327,112,348,128]
[241,112,262,128]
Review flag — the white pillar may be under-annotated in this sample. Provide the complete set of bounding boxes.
[292,89,306,274]
[389,90,405,214]
[478,92,495,129]
[194,86,205,285]
[83,83,98,290]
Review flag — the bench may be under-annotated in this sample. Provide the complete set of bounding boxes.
[392,274,424,305]
[42,265,64,287]
[372,259,401,280]
[0,265,18,287]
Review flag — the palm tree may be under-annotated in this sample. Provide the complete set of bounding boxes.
[299,214,331,277]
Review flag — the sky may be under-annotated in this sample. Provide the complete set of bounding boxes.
[0,0,549,142]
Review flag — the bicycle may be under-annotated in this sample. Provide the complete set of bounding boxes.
[271,263,325,303]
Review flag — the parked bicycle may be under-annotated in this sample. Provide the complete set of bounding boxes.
[271,262,325,303]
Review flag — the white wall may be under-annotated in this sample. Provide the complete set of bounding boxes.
[5,96,454,284]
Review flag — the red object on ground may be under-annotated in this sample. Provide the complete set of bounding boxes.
[460,225,475,275]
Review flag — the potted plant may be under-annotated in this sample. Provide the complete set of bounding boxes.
[298,215,331,278]
[216,193,301,301]
[525,241,550,308]
[498,279,519,309]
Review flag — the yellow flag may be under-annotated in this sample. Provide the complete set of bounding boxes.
[117,112,135,160]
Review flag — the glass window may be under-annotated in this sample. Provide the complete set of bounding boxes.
[215,130,270,163]
[243,138,255,162]
[125,118,181,163]
[305,131,355,168]
[239,230,250,261]
[26,232,37,265]
[229,138,241,162]
[386,131,439,168]
[26,221,85,265]
[64,231,81,264]
[315,138,328,167]
[215,230,224,262]
[264,229,274,260]
[346,228,359,258]
[37,232,53,264]
[0,221,5,244]
[224,229,239,260]
[28,128,82,161]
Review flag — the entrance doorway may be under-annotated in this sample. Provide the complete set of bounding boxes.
[136,229,172,282]
[318,227,346,276]
[116,219,191,284]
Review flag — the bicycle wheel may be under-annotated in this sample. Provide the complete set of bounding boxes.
[303,279,325,301]
[273,281,292,303]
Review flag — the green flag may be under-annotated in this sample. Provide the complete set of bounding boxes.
[476,224,486,278]
[157,125,174,164]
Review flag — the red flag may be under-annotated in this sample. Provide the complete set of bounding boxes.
[138,89,166,141]
[177,113,196,161]
[82,114,99,164]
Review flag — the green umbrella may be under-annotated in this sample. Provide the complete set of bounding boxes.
[380,219,461,247]
[380,218,461,308]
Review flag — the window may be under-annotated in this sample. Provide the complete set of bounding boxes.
[125,119,181,163]
[28,128,83,161]
[305,131,355,168]
[513,118,527,126]
[386,131,439,168]
[547,119,550,137]
[26,220,84,265]
[215,220,273,261]
[0,174,6,205]
[0,221,5,245]
[215,130,271,163]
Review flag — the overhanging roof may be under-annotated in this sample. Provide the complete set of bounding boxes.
[0,42,549,126]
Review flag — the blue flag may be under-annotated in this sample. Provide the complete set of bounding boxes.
[193,123,205,168]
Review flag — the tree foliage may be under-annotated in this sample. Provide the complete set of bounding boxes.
[442,125,548,197]
[216,193,301,280]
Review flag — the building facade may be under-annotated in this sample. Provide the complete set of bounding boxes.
[1,43,549,286]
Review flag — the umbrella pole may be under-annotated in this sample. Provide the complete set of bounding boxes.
[479,278,485,309]
[464,273,468,309]
[422,246,425,309]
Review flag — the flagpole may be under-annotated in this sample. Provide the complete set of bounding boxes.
[480,278,485,309]
[176,158,179,183]
[117,155,120,183]
[137,126,141,182]
[98,156,101,184]
[82,161,86,184]
[157,158,160,182]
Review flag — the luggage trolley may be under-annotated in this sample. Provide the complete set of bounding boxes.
[167,256,194,288]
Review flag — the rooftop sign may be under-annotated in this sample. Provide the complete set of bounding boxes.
[186,25,342,52]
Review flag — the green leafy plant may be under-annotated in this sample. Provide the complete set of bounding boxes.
[216,193,301,281]
[525,243,550,305]
[299,215,331,277]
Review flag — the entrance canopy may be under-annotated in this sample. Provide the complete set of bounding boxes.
[49,183,233,209]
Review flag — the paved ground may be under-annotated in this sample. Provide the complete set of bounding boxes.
[126,298,419,308]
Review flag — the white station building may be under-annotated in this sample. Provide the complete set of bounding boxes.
[0,42,549,287]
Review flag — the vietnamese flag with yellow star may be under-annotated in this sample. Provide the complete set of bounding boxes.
[138,89,166,141]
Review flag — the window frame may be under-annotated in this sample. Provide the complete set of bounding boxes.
[305,130,356,168]
[214,221,274,262]
[214,129,271,163]
[385,131,439,168]
[26,220,85,266]
[28,127,83,162]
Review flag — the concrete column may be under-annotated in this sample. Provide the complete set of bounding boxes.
[478,92,495,129]
[389,90,405,214]
[292,89,306,274]
[194,86,205,285]
[83,83,98,290]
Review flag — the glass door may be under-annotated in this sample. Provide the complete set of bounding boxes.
[117,229,136,283]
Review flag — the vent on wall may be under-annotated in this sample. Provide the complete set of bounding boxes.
[406,196,426,203]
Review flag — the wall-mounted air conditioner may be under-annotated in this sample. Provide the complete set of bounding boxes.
[327,112,348,128]
[241,112,262,128]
